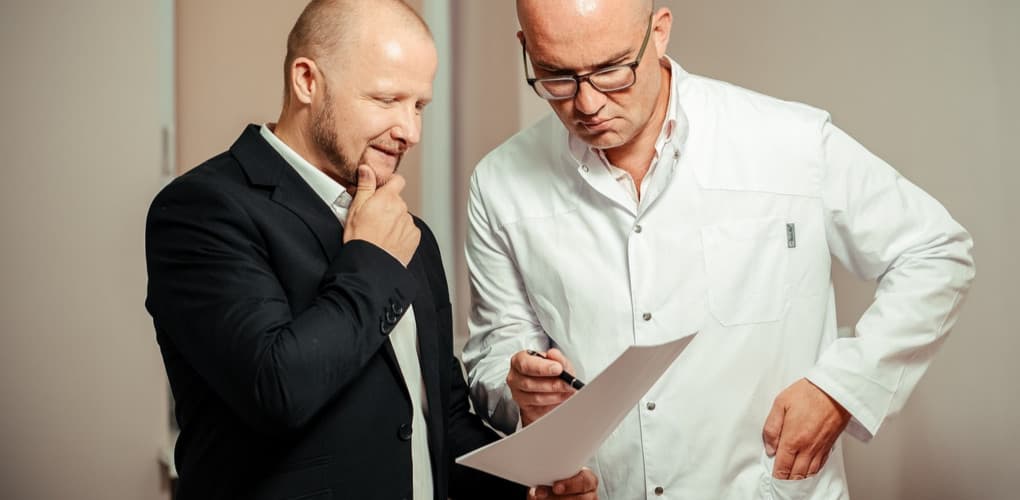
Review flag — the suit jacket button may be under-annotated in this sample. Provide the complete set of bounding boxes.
[398,423,412,441]
[390,302,405,315]
[385,310,398,324]
[380,320,394,335]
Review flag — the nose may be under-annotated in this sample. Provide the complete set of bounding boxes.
[574,80,607,116]
[392,104,422,147]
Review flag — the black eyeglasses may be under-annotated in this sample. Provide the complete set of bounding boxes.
[522,14,653,101]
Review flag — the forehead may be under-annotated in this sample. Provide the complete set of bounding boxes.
[339,31,437,94]
[522,9,645,70]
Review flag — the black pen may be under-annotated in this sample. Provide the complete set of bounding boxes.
[526,349,585,390]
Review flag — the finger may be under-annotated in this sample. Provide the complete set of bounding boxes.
[513,374,576,393]
[545,348,575,374]
[532,485,551,499]
[762,398,786,457]
[551,468,598,495]
[807,453,824,476]
[511,350,564,378]
[549,494,597,500]
[348,165,377,212]
[818,444,835,471]
[788,449,813,480]
[772,445,797,479]
[516,391,573,407]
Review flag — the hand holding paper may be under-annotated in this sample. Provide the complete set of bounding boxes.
[457,333,698,487]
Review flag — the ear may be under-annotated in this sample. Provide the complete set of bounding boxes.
[516,30,525,46]
[289,56,320,106]
[651,7,673,58]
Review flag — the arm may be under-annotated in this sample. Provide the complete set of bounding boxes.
[809,121,974,440]
[763,120,975,478]
[461,172,552,433]
[145,176,416,433]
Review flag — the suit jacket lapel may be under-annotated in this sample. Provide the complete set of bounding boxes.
[230,124,342,261]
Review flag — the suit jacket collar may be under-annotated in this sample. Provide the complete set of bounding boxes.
[230,124,342,261]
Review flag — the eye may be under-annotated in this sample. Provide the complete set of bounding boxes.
[415,101,428,114]
[375,96,398,105]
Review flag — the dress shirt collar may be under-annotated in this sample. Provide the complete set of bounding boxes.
[260,123,352,213]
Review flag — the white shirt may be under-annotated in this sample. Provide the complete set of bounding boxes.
[462,59,974,500]
[261,124,434,500]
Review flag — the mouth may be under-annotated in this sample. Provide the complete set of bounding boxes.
[368,145,405,167]
[370,145,403,157]
[578,117,614,132]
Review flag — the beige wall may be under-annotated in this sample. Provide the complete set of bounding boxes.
[177,0,425,214]
[449,0,526,345]
[665,2,1018,498]
[0,1,171,499]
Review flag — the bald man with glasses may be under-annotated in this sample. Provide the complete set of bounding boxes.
[463,0,974,499]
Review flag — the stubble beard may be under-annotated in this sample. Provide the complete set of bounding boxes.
[311,89,403,187]
[311,89,358,186]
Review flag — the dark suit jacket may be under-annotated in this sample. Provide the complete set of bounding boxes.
[145,125,525,500]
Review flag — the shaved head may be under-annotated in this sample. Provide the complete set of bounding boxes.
[284,0,431,98]
[517,0,652,34]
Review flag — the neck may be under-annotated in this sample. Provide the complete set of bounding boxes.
[604,62,672,189]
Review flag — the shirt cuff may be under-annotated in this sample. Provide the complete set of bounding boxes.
[805,364,893,442]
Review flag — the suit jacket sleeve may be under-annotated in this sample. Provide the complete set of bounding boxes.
[145,176,417,434]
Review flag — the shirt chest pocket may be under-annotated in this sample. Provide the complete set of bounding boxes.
[701,217,791,326]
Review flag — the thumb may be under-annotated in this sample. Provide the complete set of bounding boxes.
[762,398,786,457]
[545,348,574,375]
[349,165,377,212]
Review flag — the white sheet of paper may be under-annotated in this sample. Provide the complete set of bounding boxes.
[455,333,698,487]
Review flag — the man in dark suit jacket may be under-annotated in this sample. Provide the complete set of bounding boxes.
[145,0,596,499]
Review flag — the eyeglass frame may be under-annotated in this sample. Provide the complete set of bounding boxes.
[521,13,654,100]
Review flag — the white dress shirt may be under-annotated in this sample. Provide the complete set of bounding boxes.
[261,125,434,500]
[462,59,974,499]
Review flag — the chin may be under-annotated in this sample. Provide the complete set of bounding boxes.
[577,130,627,150]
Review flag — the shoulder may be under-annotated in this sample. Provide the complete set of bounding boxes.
[146,151,258,236]
[469,115,583,225]
[472,114,569,187]
[685,73,831,136]
[152,152,247,207]
[683,74,832,195]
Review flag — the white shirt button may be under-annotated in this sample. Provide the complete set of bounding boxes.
[646,401,656,411]
[654,486,665,495]
[642,312,652,321]
[634,224,643,233]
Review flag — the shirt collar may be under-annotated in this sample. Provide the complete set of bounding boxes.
[259,123,352,210]
[567,56,690,168]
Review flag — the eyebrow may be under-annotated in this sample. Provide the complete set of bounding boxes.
[532,48,633,74]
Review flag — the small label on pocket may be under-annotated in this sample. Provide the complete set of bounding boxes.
[786,223,796,248]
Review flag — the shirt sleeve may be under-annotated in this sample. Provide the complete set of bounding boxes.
[806,121,975,441]
[461,171,551,434]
